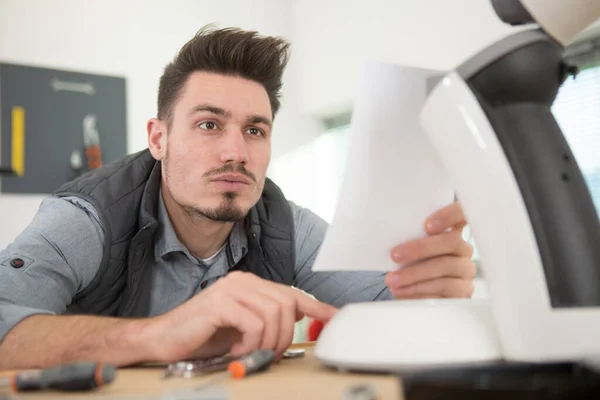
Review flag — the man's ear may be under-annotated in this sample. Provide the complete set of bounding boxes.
[147,118,167,160]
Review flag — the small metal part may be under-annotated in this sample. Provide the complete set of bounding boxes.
[343,384,378,400]
[163,355,235,379]
[163,347,306,379]
[282,349,305,359]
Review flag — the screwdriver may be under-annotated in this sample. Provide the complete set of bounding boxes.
[227,349,275,379]
[0,362,117,392]
[190,349,275,394]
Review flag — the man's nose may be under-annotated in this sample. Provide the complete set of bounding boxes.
[220,129,250,164]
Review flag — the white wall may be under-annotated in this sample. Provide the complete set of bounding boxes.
[0,0,301,248]
[289,0,600,118]
[290,0,517,117]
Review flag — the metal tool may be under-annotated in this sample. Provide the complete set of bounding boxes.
[282,348,305,359]
[164,348,303,379]
[227,349,274,379]
[0,361,116,392]
[189,349,275,394]
[343,384,378,400]
[163,355,236,379]
[83,114,103,170]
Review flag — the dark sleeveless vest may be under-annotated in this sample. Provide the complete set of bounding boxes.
[53,149,296,317]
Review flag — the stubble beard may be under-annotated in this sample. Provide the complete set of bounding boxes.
[163,150,247,222]
[183,191,246,222]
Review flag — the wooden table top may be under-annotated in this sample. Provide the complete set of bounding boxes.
[0,343,403,400]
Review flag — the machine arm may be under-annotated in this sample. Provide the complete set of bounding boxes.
[462,3,600,307]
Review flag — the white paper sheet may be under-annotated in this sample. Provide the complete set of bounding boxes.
[312,62,455,272]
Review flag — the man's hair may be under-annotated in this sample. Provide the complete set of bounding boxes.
[158,25,290,126]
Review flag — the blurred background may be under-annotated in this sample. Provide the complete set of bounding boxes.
[1,0,599,292]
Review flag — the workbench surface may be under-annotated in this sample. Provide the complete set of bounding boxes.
[0,344,402,400]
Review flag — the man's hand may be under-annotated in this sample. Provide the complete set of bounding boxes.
[144,271,337,363]
[0,272,336,370]
[384,201,476,299]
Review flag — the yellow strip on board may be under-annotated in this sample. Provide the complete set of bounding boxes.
[11,107,25,176]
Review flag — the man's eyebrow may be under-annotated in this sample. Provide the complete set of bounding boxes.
[248,115,272,128]
[189,104,231,117]
[189,105,271,127]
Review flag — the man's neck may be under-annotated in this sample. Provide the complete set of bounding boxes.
[161,186,234,260]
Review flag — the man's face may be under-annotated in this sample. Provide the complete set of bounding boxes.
[149,71,272,222]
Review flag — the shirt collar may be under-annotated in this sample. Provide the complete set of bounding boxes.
[154,189,248,265]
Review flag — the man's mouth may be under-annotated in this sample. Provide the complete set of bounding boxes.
[211,174,251,184]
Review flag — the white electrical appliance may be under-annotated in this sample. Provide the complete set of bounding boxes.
[315,0,600,373]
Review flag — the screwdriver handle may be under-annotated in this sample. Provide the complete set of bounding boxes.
[228,350,274,379]
[12,362,116,392]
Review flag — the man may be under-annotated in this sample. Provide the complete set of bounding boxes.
[0,26,475,369]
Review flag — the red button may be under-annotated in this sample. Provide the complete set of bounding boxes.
[10,258,24,268]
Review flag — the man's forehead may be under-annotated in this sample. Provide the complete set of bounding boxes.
[177,71,272,118]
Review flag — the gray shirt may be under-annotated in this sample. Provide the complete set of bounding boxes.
[0,193,393,341]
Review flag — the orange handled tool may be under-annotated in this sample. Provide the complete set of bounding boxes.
[228,349,275,379]
[0,362,116,392]
[191,349,277,394]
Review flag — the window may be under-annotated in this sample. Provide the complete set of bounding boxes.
[553,64,600,215]
[268,124,349,223]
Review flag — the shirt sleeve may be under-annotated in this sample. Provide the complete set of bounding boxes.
[0,196,105,341]
[290,201,394,308]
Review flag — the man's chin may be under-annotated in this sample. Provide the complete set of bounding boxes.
[207,209,246,222]
[182,199,251,222]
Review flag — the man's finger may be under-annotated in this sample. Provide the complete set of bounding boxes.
[237,291,282,352]
[425,201,466,234]
[256,287,300,356]
[391,231,473,265]
[222,272,337,351]
[392,277,474,299]
[290,289,338,323]
[276,298,297,357]
[385,256,477,290]
[237,272,336,323]
[190,327,241,360]
[217,297,265,357]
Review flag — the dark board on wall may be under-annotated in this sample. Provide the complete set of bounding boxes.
[0,63,127,194]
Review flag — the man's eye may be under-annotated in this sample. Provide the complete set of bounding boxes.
[198,121,218,130]
[246,127,263,136]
